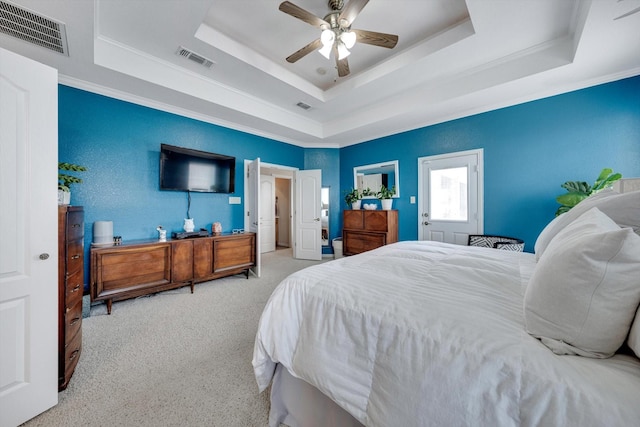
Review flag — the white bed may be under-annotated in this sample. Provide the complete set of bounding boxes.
[253,190,640,427]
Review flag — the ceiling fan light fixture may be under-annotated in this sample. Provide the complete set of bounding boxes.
[319,43,333,59]
[321,29,335,47]
[337,41,351,60]
[340,31,356,49]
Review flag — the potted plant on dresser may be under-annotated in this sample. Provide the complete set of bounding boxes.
[58,162,87,205]
[344,188,362,210]
[377,185,396,210]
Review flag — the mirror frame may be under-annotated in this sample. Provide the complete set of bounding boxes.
[354,160,400,199]
[321,186,330,246]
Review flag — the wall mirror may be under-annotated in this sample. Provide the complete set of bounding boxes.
[354,160,400,198]
[321,187,329,246]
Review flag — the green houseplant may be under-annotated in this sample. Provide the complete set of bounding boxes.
[58,162,87,205]
[555,168,621,216]
[344,188,362,209]
[376,185,395,210]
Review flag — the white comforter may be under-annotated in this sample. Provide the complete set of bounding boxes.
[253,241,640,427]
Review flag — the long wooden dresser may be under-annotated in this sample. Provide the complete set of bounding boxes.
[58,205,84,390]
[343,209,398,256]
[91,232,256,314]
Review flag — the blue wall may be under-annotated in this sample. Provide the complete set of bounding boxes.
[340,76,640,251]
[60,76,640,288]
[58,85,305,288]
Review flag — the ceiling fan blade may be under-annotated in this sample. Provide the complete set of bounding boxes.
[332,45,350,77]
[338,0,369,27]
[352,29,398,49]
[336,57,350,77]
[286,38,322,63]
[614,6,640,20]
[279,1,329,28]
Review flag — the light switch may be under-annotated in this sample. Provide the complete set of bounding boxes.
[410,196,416,204]
[229,196,241,204]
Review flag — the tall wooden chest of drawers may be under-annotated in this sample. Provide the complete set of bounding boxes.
[343,209,398,256]
[58,205,84,390]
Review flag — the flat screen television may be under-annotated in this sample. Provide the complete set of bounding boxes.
[160,144,235,193]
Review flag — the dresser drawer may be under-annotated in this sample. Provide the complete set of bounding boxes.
[213,235,255,272]
[66,211,84,240]
[66,239,84,274]
[65,269,83,302]
[63,327,82,383]
[344,231,386,255]
[343,210,364,229]
[363,211,391,232]
[64,298,83,340]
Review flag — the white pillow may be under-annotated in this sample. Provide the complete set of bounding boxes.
[628,305,640,359]
[524,207,640,358]
[534,188,640,260]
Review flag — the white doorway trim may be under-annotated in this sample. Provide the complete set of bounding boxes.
[244,161,297,257]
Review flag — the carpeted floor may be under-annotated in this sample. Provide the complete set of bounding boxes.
[23,248,326,427]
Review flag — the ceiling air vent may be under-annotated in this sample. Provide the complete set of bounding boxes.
[0,0,69,55]
[176,46,215,69]
[296,102,311,111]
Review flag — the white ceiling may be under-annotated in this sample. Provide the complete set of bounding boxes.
[1,0,640,148]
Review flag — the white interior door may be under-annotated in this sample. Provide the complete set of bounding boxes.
[259,175,276,253]
[246,159,261,277]
[0,48,58,426]
[418,149,483,245]
[294,169,322,260]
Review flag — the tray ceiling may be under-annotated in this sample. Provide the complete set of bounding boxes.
[1,0,639,147]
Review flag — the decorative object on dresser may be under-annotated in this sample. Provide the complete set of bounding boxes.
[57,162,87,206]
[58,205,84,390]
[376,184,396,210]
[343,209,398,255]
[90,232,256,314]
[344,187,362,210]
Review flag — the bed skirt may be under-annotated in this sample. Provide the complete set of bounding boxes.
[269,364,364,427]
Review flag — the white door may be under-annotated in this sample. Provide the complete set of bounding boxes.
[418,149,483,245]
[294,169,322,260]
[259,175,276,253]
[246,159,261,277]
[0,48,58,426]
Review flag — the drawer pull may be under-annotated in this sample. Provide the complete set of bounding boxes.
[71,254,80,260]
[69,349,79,361]
[71,285,80,292]
[70,317,80,326]
[72,223,81,228]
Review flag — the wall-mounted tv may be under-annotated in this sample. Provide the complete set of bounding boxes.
[160,144,235,193]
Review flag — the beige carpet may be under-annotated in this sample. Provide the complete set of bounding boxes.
[23,248,326,427]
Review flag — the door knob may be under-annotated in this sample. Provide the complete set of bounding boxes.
[422,221,431,226]
[314,218,320,221]
[39,253,50,260]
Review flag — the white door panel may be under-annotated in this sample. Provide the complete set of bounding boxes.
[259,175,276,253]
[246,159,261,277]
[418,149,483,244]
[294,170,322,260]
[0,47,58,427]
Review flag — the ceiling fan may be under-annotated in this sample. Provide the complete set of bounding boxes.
[279,0,398,77]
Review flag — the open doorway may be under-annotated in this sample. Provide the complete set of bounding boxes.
[244,160,322,261]
[275,177,291,249]
[245,161,295,258]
